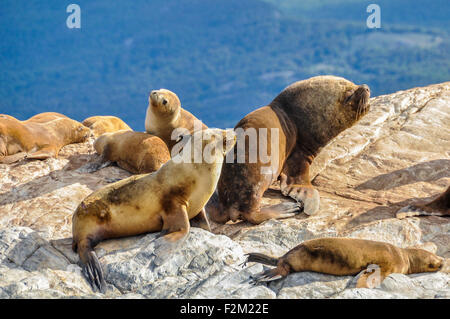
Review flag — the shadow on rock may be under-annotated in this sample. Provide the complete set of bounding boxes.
[356,159,450,191]
[0,153,128,206]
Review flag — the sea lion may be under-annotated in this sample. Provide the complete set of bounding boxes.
[207,76,370,224]
[88,130,170,174]
[82,116,132,138]
[145,89,208,151]
[397,186,450,219]
[245,237,443,288]
[0,113,90,164]
[24,112,69,123]
[72,128,236,291]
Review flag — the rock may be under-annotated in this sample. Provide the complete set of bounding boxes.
[0,83,449,298]
[271,272,352,299]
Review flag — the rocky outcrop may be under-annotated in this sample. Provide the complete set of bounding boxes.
[0,82,449,298]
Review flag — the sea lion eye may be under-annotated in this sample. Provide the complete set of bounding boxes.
[163,99,168,105]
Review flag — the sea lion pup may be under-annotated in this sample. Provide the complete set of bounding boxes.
[0,113,90,164]
[145,89,208,151]
[397,186,450,219]
[245,237,443,288]
[82,116,132,138]
[207,76,370,224]
[88,130,170,174]
[72,128,236,291]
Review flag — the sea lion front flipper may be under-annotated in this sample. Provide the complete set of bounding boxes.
[285,185,320,216]
[0,152,27,164]
[162,204,190,242]
[26,148,56,160]
[190,208,211,232]
[280,157,320,216]
[241,201,302,224]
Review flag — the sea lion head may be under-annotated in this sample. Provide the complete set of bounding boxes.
[406,248,443,274]
[71,121,91,143]
[149,89,181,115]
[342,83,371,122]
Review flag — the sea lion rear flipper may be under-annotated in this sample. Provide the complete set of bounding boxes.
[397,187,450,218]
[244,201,302,224]
[78,239,106,293]
[26,148,56,160]
[76,155,113,174]
[249,268,283,285]
[244,253,279,267]
[162,204,190,242]
[0,152,27,164]
[190,208,211,232]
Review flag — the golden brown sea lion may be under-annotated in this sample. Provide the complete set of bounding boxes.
[89,130,170,174]
[0,113,90,164]
[145,89,208,151]
[397,186,450,219]
[72,128,236,291]
[245,237,443,288]
[24,112,69,123]
[207,76,370,224]
[82,116,132,138]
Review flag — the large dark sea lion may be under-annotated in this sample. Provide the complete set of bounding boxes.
[0,112,90,164]
[208,76,370,224]
[246,237,443,288]
[72,128,236,291]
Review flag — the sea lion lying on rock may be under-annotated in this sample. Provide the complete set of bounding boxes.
[245,237,443,288]
[82,116,132,138]
[72,128,236,291]
[208,76,371,224]
[80,130,171,174]
[0,112,90,164]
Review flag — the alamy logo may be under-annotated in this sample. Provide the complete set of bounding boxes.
[66,4,81,29]
[365,264,382,288]
[366,4,381,29]
[170,120,279,175]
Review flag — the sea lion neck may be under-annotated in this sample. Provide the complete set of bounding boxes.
[405,249,422,274]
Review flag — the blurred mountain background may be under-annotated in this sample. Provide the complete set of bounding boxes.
[1,0,449,129]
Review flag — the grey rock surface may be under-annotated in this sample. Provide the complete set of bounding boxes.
[0,82,449,298]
